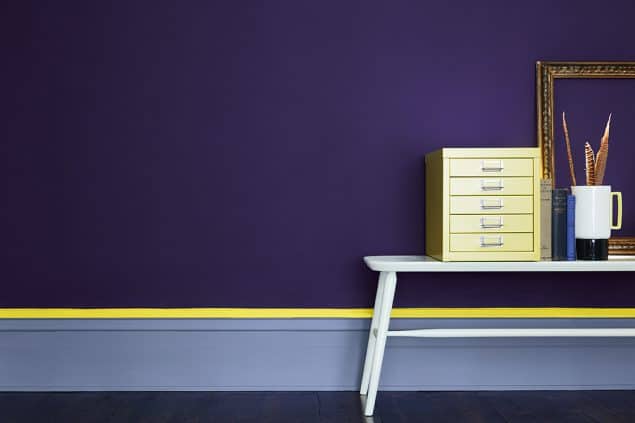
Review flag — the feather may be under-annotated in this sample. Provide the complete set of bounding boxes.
[562,112,577,186]
[585,141,596,186]
[594,113,611,185]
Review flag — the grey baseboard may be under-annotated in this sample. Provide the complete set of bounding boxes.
[2,318,635,391]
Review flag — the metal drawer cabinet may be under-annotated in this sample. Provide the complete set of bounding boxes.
[425,148,540,261]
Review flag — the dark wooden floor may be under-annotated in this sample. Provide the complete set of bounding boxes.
[2,391,635,422]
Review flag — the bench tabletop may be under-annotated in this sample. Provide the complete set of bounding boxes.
[364,255,635,272]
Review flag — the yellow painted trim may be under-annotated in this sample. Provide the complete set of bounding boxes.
[3,308,635,319]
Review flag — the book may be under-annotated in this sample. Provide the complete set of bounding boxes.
[567,194,576,260]
[551,188,569,261]
[540,179,552,260]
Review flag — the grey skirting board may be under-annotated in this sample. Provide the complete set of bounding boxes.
[2,318,635,391]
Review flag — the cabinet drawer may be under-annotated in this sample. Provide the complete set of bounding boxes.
[450,233,534,252]
[450,214,533,233]
[450,196,533,214]
[449,158,533,177]
[450,177,533,196]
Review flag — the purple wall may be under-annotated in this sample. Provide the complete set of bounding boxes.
[3,1,635,308]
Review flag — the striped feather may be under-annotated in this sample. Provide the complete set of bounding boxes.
[562,112,577,186]
[585,142,596,186]
[594,113,611,185]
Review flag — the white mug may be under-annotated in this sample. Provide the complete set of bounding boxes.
[571,185,622,239]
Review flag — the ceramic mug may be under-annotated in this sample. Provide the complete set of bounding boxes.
[571,185,622,260]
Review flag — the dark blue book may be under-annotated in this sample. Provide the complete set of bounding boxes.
[551,188,569,261]
[567,194,576,260]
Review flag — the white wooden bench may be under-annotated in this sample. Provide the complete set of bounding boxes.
[360,255,635,416]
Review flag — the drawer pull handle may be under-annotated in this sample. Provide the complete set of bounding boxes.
[481,179,504,191]
[480,217,504,229]
[480,236,504,247]
[480,199,504,210]
[481,160,504,172]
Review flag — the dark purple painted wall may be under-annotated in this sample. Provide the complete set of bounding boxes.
[3,1,635,308]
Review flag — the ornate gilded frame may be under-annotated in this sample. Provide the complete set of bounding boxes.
[536,61,635,254]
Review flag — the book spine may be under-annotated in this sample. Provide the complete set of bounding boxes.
[540,179,552,260]
[567,194,576,260]
[551,188,569,261]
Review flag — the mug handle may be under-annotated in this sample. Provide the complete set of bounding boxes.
[611,192,623,230]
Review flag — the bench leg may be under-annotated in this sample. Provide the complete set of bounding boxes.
[364,271,397,416]
[360,271,387,395]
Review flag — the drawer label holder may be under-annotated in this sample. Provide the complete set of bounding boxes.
[480,235,504,248]
[480,160,504,172]
[480,216,504,229]
[480,199,504,210]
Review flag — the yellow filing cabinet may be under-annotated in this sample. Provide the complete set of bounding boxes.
[425,148,541,261]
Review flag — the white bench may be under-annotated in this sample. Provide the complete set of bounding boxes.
[360,255,635,416]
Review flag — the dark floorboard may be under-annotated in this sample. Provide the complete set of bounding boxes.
[2,391,635,422]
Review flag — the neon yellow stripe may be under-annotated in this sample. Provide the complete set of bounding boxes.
[2,307,635,319]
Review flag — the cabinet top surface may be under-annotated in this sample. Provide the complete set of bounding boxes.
[364,255,635,272]
[426,148,540,159]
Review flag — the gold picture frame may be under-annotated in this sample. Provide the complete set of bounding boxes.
[536,61,635,255]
